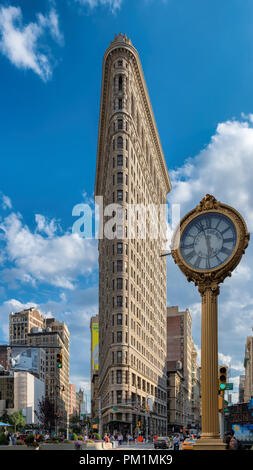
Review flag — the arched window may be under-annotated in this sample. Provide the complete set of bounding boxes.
[117,136,123,149]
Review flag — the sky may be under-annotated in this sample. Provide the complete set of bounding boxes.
[0,0,253,406]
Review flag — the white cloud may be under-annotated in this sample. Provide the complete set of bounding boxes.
[76,0,123,13]
[37,8,64,46]
[0,211,98,289]
[0,6,63,81]
[35,214,61,237]
[168,118,253,230]
[1,193,12,210]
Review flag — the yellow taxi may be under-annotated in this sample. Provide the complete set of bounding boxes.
[181,438,196,450]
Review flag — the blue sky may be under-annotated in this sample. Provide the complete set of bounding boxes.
[1,0,253,404]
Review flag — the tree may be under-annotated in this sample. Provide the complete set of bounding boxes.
[9,411,26,432]
[34,396,57,432]
[69,414,81,434]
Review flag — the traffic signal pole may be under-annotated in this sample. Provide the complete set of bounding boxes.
[218,394,224,439]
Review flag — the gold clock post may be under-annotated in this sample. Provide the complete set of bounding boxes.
[197,283,221,447]
[171,195,250,450]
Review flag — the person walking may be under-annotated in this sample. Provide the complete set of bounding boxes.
[173,433,180,450]
[10,433,16,446]
[228,431,239,450]
[223,431,232,450]
[118,432,123,446]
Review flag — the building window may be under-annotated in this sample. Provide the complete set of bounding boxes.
[118,60,123,67]
[117,331,122,342]
[117,242,123,254]
[117,155,123,166]
[117,136,123,149]
[117,260,123,272]
[117,278,123,289]
[118,98,123,110]
[117,296,123,307]
[117,351,122,363]
[117,190,123,201]
[117,314,122,325]
[117,370,122,384]
[118,119,123,129]
[118,75,123,91]
[117,172,123,184]
[117,390,122,403]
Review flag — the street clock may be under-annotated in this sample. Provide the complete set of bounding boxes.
[170,194,250,450]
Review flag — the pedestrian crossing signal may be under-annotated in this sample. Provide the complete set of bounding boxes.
[56,353,63,369]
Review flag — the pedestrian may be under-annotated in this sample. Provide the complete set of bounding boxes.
[118,432,123,445]
[228,431,239,450]
[223,431,232,449]
[173,433,180,450]
[10,433,16,446]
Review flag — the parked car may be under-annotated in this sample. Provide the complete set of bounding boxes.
[154,437,172,449]
[181,438,196,450]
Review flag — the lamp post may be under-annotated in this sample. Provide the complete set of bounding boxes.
[171,195,249,450]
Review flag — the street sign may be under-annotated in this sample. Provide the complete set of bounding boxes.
[226,383,234,390]
[113,407,117,412]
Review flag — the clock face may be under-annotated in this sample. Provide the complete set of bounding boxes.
[180,212,237,271]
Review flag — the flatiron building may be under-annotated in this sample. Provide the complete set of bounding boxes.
[95,33,171,435]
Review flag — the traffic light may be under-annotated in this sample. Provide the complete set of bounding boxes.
[218,366,227,391]
[56,353,63,369]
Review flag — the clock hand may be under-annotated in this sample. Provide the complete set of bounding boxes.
[206,235,212,257]
[198,222,210,255]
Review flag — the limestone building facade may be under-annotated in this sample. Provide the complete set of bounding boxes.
[95,33,171,435]
[9,308,44,345]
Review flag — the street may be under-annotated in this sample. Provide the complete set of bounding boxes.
[114,442,181,451]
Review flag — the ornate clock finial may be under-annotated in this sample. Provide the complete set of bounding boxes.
[197,194,220,212]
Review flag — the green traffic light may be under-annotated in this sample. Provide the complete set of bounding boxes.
[220,383,226,390]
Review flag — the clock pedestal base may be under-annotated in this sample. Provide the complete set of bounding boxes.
[193,438,226,451]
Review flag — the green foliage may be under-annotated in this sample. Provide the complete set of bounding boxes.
[0,433,9,445]
[94,433,101,440]
[16,440,25,445]
[24,434,35,445]
[9,410,26,432]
